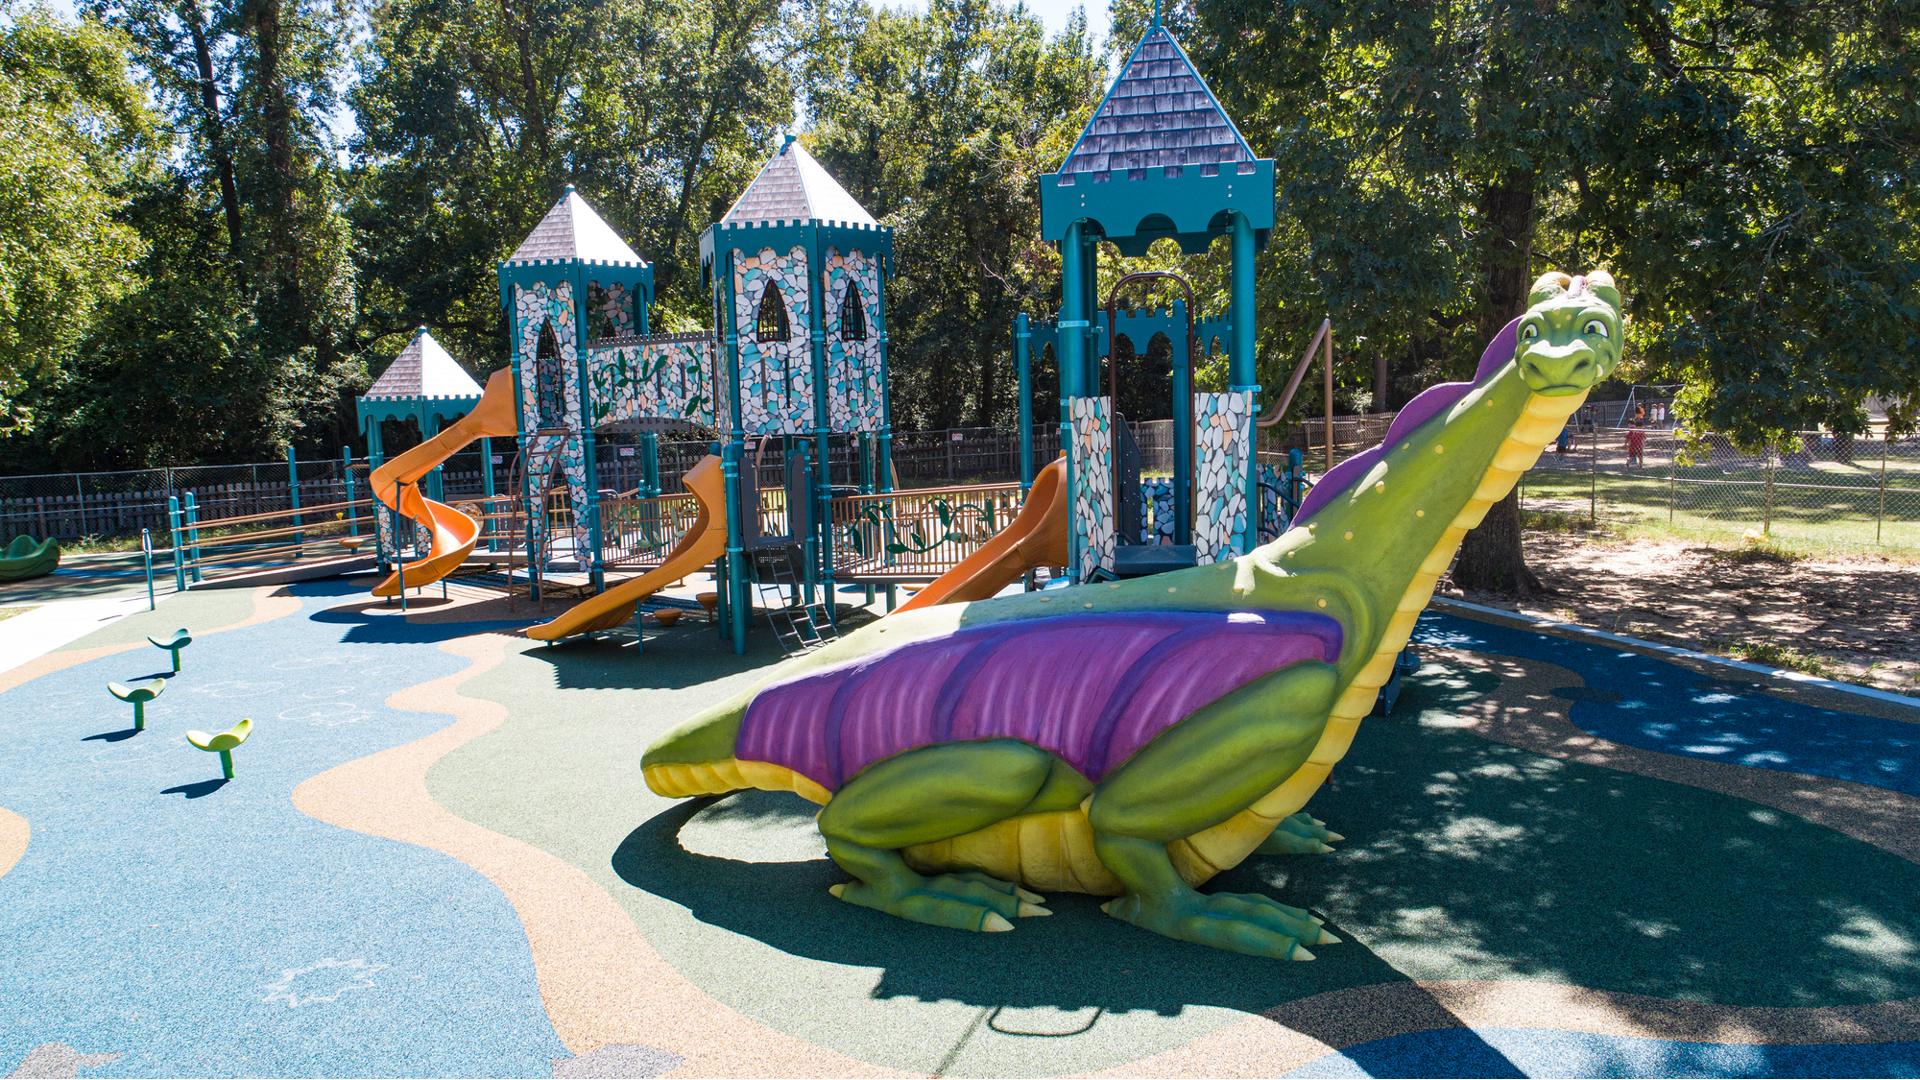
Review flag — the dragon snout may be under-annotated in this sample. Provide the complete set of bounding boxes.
[1519,343,1601,396]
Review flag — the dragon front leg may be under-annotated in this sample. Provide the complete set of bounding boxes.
[1088,661,1343,961]
[818,739,1055,932]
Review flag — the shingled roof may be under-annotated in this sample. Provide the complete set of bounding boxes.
[1058,25,1255,178]
[364,328,484,401]
[506,186,647,266]
[721,137,877,227]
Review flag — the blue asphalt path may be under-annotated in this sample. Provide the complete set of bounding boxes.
[1416,612,1919,795]
[0,582,564,1077]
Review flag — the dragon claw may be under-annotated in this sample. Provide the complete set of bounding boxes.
[1017,901,1051,917]
[1103,890,1333,961]
[830,870,1033,933]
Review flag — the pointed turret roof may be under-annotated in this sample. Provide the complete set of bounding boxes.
[506,186,647,266]
[722,136,878,228]
[1058,24,1254,178]
[364,328,484,401]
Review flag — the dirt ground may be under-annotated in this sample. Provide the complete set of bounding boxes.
[1446,529,1920,695]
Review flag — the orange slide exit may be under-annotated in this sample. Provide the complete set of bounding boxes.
[524,455,728,640]
[895,456,1068,613]
[369,368,520,597]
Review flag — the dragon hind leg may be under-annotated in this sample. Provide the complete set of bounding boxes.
[1254,812,1344,856]
[1089,661,1343,961]
[818,739,1056,932]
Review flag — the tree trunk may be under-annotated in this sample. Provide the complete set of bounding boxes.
[244,0,305,336]
[182,0,244,274]
[1453,167,1542,595]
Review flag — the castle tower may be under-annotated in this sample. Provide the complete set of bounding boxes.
[1039,18,1276,581]
[497,186,652,590]
[699,136,894,652]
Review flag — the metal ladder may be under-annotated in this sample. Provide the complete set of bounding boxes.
[749,543,837,655]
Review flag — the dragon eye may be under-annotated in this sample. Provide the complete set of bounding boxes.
[1521,323,1540,340]
[1584,319,1610,339]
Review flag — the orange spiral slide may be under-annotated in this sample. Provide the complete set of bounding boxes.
[894,455,1068,613]
[370,369,520,598]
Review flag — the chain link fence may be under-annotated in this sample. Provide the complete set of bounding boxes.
[10,412,1915,556]
[1520,425,1919,552]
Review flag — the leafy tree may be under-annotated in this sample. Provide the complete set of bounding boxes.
[805,0,1102,428]
[1129,0,1920,593]
[0,4,152,435]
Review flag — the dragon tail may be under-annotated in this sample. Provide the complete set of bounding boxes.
[641,698,831,804]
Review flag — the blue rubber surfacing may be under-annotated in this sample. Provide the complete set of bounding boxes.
[0,582,565,1077]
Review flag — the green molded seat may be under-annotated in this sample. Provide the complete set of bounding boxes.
[107,678,166,731]
[185,718,252,779]
[147,628,193,672]
[0,535,59,582]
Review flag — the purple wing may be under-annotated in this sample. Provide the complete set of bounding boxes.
[736,610,1343,791]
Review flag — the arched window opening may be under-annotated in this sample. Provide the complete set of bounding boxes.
[755,287,790,343]
[838,281,868,342]
[535,320,564,426]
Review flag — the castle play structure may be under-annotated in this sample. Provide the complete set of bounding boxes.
[354,16,1298,653]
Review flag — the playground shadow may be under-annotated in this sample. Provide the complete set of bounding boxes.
[160,777,229,799]
[610,666,1920,1027]
[82,729,141,743]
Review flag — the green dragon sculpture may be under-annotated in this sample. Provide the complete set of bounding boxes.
[644,271,1624,960]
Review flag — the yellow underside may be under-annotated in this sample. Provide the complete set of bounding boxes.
[644,390,1582,895]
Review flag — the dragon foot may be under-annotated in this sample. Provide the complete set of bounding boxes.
[831,870,1048,932]
[1101,890,1337,961]
[1255,812,1344,855]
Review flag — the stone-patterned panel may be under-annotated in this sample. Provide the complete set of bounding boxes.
[513,280,581,436]
[732,246,814,435]
[1192,390,1252,564]
[587,281,636,341]
[822,248,885,433]
[1069,395,1115,581]
[522,432,593,565]
[587,334,719,430]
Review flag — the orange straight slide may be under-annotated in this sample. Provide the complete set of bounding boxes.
[524,455,728,640]
[370,368,520,598]
[894,455,1068,613]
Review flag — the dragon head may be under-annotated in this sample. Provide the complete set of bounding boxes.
[1515,270,1624,397]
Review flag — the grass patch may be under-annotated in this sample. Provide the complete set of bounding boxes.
[1519,507,1615,536]
[1707,540,1804,566]
[1712,637,1840,680]
[0,606,32,621]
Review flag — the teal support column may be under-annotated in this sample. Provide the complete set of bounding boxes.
[641,434,660,499]
[286,446,303,547]
[1014,312,1034,491]
[1171,298,1193,545]
[719,255,750,655]
[480,436,497,551]
[423,415,445,503]
[1058,220,1088,580]
[573,266,606,593]
[805,244,836,622]
[871,251,899,610]
[343,446,359,538]
[1080,232,1102,393]
[1230,210,1261,554]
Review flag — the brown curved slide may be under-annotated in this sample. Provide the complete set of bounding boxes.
[895,456,1068,613]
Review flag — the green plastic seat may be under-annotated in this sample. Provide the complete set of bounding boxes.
[107,678,166,731]
[185,718,253,779]
[0,535,59,582]
[147,628,193,673]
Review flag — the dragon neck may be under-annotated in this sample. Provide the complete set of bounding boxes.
[1252,361,1585,687]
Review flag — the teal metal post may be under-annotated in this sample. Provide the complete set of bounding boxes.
[1230,211,1262,554]
[1171,298,1193,541]
[719,256,750,655]
[806,242,835,623]
[286,446,303,547]
[184,493,203,583]
[1287,447,1304,520]
[394,476,408,613]
[641,434,660,499]
[573,264,606,595]
[343,446,359,537]
[1014,312,1034,491]
[872,251,898,610]
[424,414,445,504]
[167,496,187,592]
[480,436,497,551]
[142,528,156,610]
[1058,221,1087,581]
